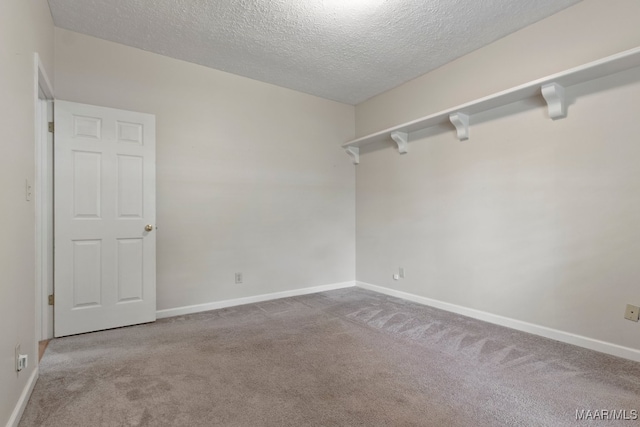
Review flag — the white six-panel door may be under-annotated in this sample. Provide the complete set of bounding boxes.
[54,101,156,337]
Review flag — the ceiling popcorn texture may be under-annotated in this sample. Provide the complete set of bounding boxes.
[48,0,581,104]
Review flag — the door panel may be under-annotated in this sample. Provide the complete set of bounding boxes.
[73,151,102,218]
[54,100,156,337]
[72,240,102,307]
[117,155,144,218]
[116,238,144,302]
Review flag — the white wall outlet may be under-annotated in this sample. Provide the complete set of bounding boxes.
[18,354,28,372]
[15,344,28,372]
[624,304,639,322]
[235,272,243,284]
[399,267,405,279]
[393,274,399,280]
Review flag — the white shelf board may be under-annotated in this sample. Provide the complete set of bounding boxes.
[344,46,640,151]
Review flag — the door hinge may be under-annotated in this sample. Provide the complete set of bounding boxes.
[48,122,54,133]
[48,294,54,306]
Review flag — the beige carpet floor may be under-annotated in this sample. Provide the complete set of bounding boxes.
[20,288,640,426]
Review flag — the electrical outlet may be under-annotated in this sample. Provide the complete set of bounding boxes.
[18,354,28,372]
[393,274,399,280]
[624,304,639,322]
[235,272,243,284]
[399,267,405,279]
[15,344,27,372]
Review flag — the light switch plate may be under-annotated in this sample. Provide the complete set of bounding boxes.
[624,304,639,322]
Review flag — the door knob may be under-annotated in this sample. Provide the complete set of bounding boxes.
[145,224,154,232]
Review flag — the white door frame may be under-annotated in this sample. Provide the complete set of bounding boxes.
[34,53,54,343]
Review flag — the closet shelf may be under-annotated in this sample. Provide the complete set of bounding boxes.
[343,46,640,165]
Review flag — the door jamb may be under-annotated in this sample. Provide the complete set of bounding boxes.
[34,53,54,346]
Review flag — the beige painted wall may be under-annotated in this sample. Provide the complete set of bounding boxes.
[354,0,640,350]
[54,29,356,312]
[0,0,54,425]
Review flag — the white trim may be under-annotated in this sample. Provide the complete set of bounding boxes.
[356,281,640,363]
[34,97,42,345]
[34,53,55,343]
[156,281,356,319]
[6,367,39,427]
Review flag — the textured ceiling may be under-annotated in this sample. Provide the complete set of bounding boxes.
[47,0,581,105]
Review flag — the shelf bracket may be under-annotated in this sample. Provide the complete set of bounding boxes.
[345,146,359,165]
[390,131,409,154]
[541,83,566,120]
[449,112,469,141]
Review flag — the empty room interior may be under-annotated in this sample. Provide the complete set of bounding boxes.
[3,0,640,425]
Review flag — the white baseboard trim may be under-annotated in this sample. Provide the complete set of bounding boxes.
[356,281,640,363]
[6,367,38,427]
[156,281,356,319]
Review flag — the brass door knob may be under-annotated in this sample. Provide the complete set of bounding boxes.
[145,224,154,232]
